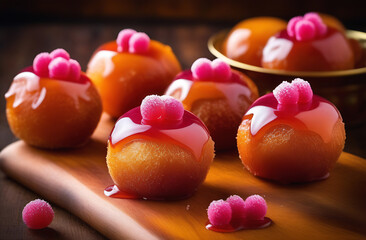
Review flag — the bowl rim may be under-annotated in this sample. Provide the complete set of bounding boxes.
[208,29,366,78]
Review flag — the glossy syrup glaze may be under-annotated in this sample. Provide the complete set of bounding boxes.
[206,217,272,232]
[109,107,210,161]
[262,28,354,71]
[165,70,254,116]
[244,93,341,143]
[5,69,91,110]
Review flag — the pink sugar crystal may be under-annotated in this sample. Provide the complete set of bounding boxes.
[295,20,316,41]
[304,12,327,36]
[117,29,137,52]
[141,95,164,121]
[207,200,232,227]
[50,48,70,60]
[191,58,213,81]
[211,59,231,82]
[291,78,313,103]
[161,96,184,121]
[244,195,267,220]
[33,52,52,77]
[48,57,70,80]
[226,195,246,220]
[129,32,150,54]
[287,16,303,38]
[22,199,54,229]
[273,81,299,105]
[68,59,81,82]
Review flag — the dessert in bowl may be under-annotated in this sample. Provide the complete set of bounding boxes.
[209,13,366,124]
[5,49,102,149]
[237,79,346,183]
[87,29,181,118]
[165,58,258,150]
[105,95,215,200]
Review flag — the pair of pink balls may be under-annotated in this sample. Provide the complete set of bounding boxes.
[33,48,81,82]
[207,194,267,227]
[287,12,327,41]
[191,58,232,82]
[273,78,313,105]
[140,95,184,122]
[116,29,150,54]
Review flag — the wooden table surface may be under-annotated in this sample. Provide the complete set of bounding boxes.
[1,21,366,240]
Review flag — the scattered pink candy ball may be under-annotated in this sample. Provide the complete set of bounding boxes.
[226,195,246,220]
[22,199,54,229]
[48,57,70,80]
[50,48,70,60]
[117,29,137,52]
[287,16,303,38]
[211,59,232,82]
[295,20,316,41]
[207,200,232,227]
[33,52,52,77]
[244,195,267,220]
[129,32,150,54]
[191,58,213,81]
[273,81,299,105]
[141,95,164,121]
[161,96,184,121]
[68,59,81,82]
[291,78,313,103]
[304,12,327,36]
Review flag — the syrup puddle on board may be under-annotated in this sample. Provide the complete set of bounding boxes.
[206,217,272,233]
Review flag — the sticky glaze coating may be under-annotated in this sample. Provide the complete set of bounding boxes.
[87,39,181,118]
[237,93,345,183]
[223,17,287,67]
[5,70,102,149]
[106,107,214,200]
[165,70,258,150]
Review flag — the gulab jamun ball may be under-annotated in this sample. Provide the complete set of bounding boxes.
[5,49,102,149]
[87,29,181,118]
[106,95,214,200]
[237,79,345,183]
[262,12,355,71]
[165,58,258,150]
[223,17,287,66]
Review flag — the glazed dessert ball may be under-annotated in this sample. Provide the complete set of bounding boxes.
[87,29,181,118]
[106,95,214,200]
[237,79,346,183]
[262,12,355,71]
[165,58,259,150]
[223,17,287,66]
[5,49,102,149]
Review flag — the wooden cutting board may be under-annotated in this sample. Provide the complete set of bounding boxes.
[1,114,366,240]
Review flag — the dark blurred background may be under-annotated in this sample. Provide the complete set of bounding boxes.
[0,0,365,154]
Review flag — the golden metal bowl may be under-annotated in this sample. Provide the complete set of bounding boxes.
[208,30,366,124]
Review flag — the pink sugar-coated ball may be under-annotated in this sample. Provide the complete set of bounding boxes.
[291,78,313,103]
[273,81,299,105]
[295,20,316,41]
[22,199,54,229]
[226,195,246,220]
[33,52,52,77]
[68,59,81,82]
[287,16,303,38]
[129,32,150,54]
[191,58,213,81]
[50,48,70,60]
[116,29,137,52]
[304,12,327,36]
[211,59,232,82]
[141,95,165,121]
[244,195,267,220]
[207,200,232,227]
[161,96,184,121]
[48,57,70,80]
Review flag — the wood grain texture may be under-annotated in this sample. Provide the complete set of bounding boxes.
[1,114,365,240]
